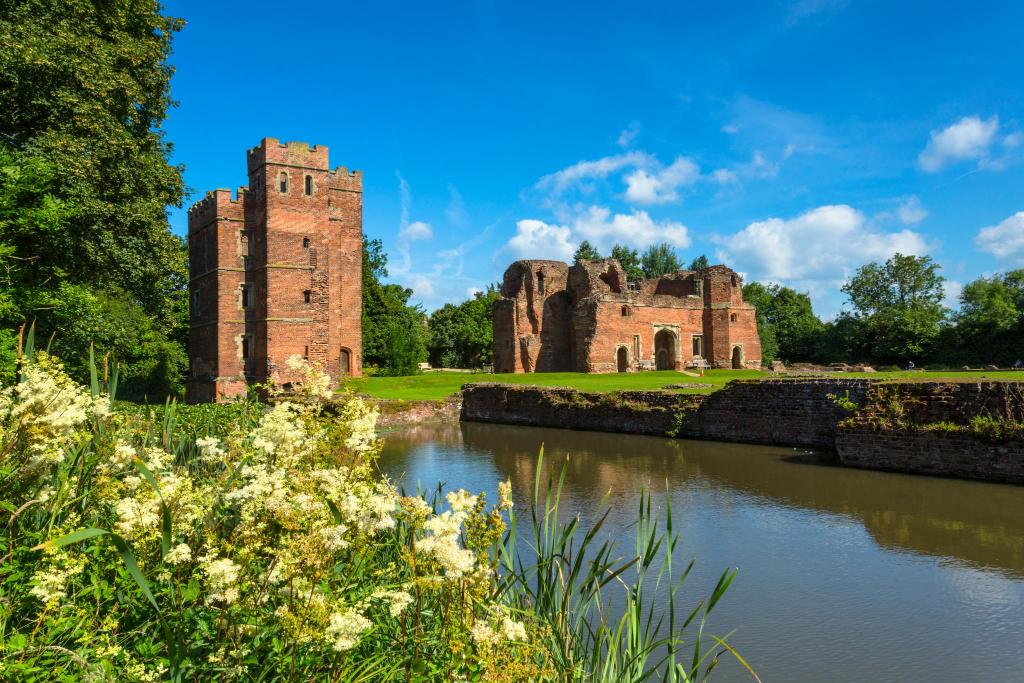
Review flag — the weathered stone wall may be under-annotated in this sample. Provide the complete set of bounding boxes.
[835,382,1024,483]
[461,379,1024,484]
[187,138,363,402]
[460,383,705,436]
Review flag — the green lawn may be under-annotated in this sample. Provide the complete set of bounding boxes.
[350,368,1024,401]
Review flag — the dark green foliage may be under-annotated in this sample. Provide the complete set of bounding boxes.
[742,281,824,362]
[427,284,500,368]
[640,242,682,278]
[687,254,709,270]
[361,235,428,374]
[572,239,601,262]
[609,244,644,281]
[841,253,947,365]
[0,0,188,396]
[947,270,1024,365]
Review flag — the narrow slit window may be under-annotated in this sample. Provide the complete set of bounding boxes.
[303,290,311,304]
[730,313,737,322]
[241,337,250,359]
[303,237,310,249]
[304,345,309,359]
[241,285,251,309]
[278,172,289,193]
[304,175,313,195]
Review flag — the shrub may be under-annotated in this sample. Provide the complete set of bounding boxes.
[0,350,747,681]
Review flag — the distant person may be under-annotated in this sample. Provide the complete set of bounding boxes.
[1015,359,1024,369]
[905,361,915,371]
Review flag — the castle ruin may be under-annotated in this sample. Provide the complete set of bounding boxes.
[186,138,363,402]
[492,259,761,373]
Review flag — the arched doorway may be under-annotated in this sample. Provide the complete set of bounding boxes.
[616,347,629,372]
[654,330,677,370]
[340,348,352,376]
[731,346,743,369]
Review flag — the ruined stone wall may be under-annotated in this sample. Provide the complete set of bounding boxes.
[835,382,1024,483]
[491,261,571,373]
[461,379,1024,484]
[492,258,762,373]
[186,138,362,402]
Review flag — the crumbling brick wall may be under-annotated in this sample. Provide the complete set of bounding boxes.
[492,258,761,373]
[186,138,362,402]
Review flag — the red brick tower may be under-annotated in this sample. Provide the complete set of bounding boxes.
[187,138,362,402]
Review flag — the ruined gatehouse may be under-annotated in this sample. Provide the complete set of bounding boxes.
[492,259,761,373]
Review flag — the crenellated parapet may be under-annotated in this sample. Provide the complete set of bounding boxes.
[246,137,331,172]
[187,188,245,232]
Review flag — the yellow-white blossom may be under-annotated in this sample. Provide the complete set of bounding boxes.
[371,589,414,617]
[326,609,372,651]
[498,479,513,509]
[165,543,193,565]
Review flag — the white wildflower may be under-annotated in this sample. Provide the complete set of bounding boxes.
[29,551,84,605]
[371,589,414,617]
[202,555,241,605]
[470,621,499,645]
[340,396,379,455]
[326,609,372,651]
[501,616,528,642]
[498,479,513,509]
[194,436,225,464]
[446,489,478,514]
[165,543,192,565]
[319,524,350,551]
[251,402,307,458]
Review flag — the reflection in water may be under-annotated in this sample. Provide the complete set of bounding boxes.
[379,422,1024,683]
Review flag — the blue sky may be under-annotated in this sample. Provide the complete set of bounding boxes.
[163,0,1024,317]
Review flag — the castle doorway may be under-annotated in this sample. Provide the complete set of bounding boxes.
[731,346,743,369]
[616,347,628,372]
[340,348,352,376]
[654,329,677,370]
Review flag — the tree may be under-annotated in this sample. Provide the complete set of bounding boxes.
[573,240,601,262]
[610,244,644,281]
[640,243,682,278]
[361,235,428,374]
[427,285,500,368]
[742,281,824,361]
[841,253,947,364]
[949,270,1024,365]
[0,0,188,395]
[688,254,709,270]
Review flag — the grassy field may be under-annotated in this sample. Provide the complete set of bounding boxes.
[350,368,1024,401]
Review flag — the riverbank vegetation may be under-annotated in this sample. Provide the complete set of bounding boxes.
[0,345,749,681]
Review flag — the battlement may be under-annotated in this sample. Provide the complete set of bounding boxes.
[187,188,245,230]
[247,137,330,171]
[329,166,363,192]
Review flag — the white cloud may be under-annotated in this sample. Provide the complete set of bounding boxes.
[897,196,928,225]
[503,219,575,261]
[617,122,641,148]
[942,280,963,310]
[721,124,740,134]
[715,205,930,306]
[918,116,1000,172]
[974,211,1024,266]
[445,184,468,227]
[623,156,700,204]
[1005,132,1024,148]
[502,206,690,261]
[710,168,739,184]
[400,220,433,241]
[570,206,690,251]
[536,151,654,195]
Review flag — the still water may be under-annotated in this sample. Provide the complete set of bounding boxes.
[379,422,1024,683]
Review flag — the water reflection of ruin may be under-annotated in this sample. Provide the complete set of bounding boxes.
[384,421,1024,578]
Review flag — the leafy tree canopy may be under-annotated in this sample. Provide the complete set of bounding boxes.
[427,284,501,368]
[361,235,427,374]
[573,240,601,262]
[640,242,682,278]
[840,253,947,364]
[688,254,709,270]
[610,244,644,281]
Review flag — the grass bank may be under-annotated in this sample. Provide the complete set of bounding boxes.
[350,369,1024,401]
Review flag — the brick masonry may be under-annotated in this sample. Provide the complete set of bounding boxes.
[186,139,362,402]
[492,259,761,374]
[461,379,1024,484]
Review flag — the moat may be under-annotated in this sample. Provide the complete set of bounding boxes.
[379,422,1024,683]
